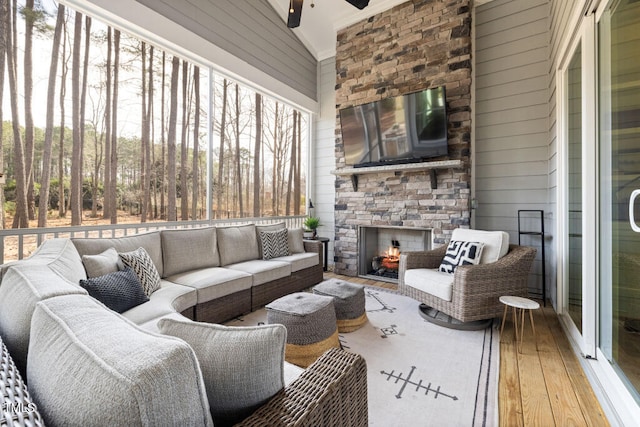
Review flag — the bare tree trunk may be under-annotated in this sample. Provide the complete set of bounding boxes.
[286,110,297,215]
[140,42,148,222]
[180,60,188,220]
[79,15,91,217]
[216,79,228,219]
[160,51,166,219]
[271,102,278,216]
[23,0,35,220]
[109,29,120,224]
[0,0,8,228]
[295,111,301,215]
[191,66,200,219]
[103,27,112,219]
[37,4,65,227]
[58,15,68,218]
[234,84,243,217]
[70,11,82,226]
[4,0,28,228]
[146,46,154,220]
[167,55,179,222]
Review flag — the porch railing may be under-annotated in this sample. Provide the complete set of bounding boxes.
[0,216,306,264]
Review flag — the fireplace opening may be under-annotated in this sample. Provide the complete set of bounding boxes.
[358,226,432,283]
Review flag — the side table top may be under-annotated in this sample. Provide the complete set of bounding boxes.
[499,295,540,310]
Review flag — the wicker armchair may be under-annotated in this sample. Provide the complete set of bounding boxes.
[399,243,537,323]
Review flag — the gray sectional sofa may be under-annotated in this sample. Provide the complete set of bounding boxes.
[0,223,368,426]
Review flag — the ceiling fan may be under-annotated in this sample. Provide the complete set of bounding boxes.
[287,0,370,28]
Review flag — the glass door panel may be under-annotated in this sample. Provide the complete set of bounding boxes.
[599,0,640,402]
[567,43,583,333]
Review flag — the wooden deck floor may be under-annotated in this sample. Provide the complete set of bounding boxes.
[324,272,610,426]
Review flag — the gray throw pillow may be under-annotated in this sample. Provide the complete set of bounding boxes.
[158,318,286,427]
[79,267,149,313]
[119,247,162,296]
[438,241,485,274]
[82,247,122,278]
[287,228,305,254]
[259,229,289,260]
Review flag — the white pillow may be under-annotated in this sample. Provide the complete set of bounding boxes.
[118,247,161,296]
[438,241,484,274]
[158,318,286,426]
[450,229,509,264]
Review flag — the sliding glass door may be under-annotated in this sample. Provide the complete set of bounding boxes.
[598,0,640,403]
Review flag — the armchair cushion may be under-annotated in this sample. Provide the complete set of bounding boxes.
[438,241,484,274]
[404,268,454,301]
[450,229,509,264]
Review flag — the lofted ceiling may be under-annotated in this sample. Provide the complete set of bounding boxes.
[267,0,409,60]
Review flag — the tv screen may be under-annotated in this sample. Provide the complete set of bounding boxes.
[339,86,448,167]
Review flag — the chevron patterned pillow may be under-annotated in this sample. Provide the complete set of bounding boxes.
[119,247,162,296]
[438,240,485,274]
[259,229,290,260]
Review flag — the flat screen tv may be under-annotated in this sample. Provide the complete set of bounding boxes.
[339,86,448,167]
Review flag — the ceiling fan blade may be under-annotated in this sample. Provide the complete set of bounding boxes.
[345,0,370,9]
[287,0,304,28]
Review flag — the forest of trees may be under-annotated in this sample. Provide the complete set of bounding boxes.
[0,0,308,229]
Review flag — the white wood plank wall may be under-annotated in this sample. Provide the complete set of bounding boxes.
[312,57,338,267]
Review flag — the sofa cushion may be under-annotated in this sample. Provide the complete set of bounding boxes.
[226,260,291,286]
[450,229,509,264]
[72,231,164,277]
[79,267,149,313]
[161,227,219,277]
[217,224,260,266]
[81,247,122,278]
[121,280,197,325]
[259,229,290,260]
[27,295,213,427]
[288,228,305,254]
[269,252,319,272]
[0,263,87,372]
[404,268,454,302]
[119,247,162,296]
[166,267,253,303]
[158,318,285,427]
[256,222,286,258]
[438,241,484,274]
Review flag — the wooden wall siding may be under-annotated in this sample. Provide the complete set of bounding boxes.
[134,0,318,101]
[333,0,472,276]
[474,0,550,298]
[313,57,338,264]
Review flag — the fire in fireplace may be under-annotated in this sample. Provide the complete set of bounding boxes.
[370,241,401,279]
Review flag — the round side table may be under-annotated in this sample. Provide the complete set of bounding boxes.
[499,295,540,353]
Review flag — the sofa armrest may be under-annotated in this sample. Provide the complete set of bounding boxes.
[236,348,368,427]
[303,239,323,267]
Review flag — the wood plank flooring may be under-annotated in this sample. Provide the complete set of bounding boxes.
[324,272,609,426]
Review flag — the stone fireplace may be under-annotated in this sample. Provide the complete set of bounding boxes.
[359,226,432,282]
[332,0,472,277]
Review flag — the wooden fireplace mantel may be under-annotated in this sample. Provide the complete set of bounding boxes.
[331,159,464,191]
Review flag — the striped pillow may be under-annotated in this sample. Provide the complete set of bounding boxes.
[259,229,290,260]
[119,247,161,296]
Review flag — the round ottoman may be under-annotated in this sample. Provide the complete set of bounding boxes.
[313,279,368,333]
[266,292,340,368]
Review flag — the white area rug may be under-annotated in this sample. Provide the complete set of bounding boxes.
[228,287,498,426]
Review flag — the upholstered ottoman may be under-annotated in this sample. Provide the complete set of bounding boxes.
[266,292,340,368]
[313,279,367,332]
